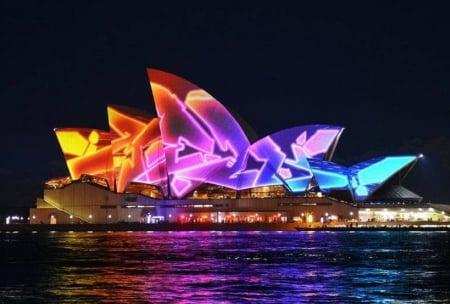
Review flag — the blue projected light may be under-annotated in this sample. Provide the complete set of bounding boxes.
[308,156,418,200]
[311,169,349,190]
[349,156,416,200]
[284,176,313,193]
[355,156,415,185]
[308,159,349,192]
[55,69,421,203]
[267,125,343,160]
[355,186,368,197]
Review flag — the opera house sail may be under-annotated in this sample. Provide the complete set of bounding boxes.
[29,69,426,225]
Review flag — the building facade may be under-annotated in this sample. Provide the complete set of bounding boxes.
[30,69,446,226]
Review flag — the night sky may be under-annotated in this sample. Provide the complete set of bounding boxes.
[1,1,450,209]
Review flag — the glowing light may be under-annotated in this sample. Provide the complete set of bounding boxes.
[355,186,368,196]
[310,169,348,189]
[53,69,420,204]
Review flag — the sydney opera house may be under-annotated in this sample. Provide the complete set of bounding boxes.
[29,69,448,226]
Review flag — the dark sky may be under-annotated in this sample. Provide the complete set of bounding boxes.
[1,1,450,208]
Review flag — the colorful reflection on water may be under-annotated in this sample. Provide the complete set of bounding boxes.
[1,230,449,303]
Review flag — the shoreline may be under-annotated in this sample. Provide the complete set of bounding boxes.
[295,226,450,232]
[1,222,299,232]
[1,222,450,232]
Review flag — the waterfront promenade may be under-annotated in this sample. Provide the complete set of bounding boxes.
[1,221,449,232]
[0,222,299,232]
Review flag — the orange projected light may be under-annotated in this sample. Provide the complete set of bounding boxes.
[53,68,419,203]
[108,105,165,193]
[55,128,115,190]
[55,106,168,195]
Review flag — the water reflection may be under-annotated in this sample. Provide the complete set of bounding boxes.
[0,231,449,303]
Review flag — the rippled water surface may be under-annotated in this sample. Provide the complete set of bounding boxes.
[1,230,449,303]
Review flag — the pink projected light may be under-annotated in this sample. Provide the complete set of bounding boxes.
[148,69,343,197]
[107,105,169,196]
[54,68,418,203]
[149,69,252,197]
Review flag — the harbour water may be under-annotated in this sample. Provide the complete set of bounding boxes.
[1,230,449,303]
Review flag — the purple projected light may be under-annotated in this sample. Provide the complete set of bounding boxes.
[54,68,420,203]
[149,69,344,197]
[267,126,342,160]
[149,70,250,198]
[247,126,343,192]
[146,68,418,201]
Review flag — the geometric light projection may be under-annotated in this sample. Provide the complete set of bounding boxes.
[348,156,417,201]
[308,158,350,192]
[148,68,250,198]
[54,68,420,203]
[107,105,168,195]
[54,128,115,191]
